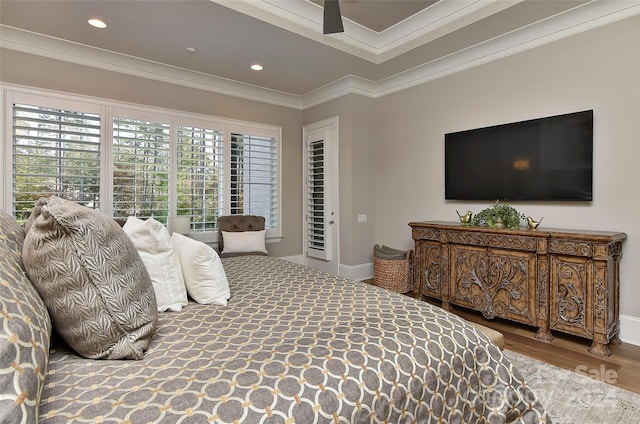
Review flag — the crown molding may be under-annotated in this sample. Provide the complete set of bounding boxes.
[372,0,640,96]
[1,1,639,111]
[212,0,521,63]
[0,25,304,109]
[302,0,640,106]
[301,75,377,109]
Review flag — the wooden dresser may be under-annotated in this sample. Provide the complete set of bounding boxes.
[409,221,626,357]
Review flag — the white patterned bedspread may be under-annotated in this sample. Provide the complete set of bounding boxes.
[40,256,551,423]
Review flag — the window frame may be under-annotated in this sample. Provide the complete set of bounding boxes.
[1,85,282,243]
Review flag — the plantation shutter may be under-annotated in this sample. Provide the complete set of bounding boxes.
[176,125,224,231]
[229,133,278,229]
[306,139,327,260]
[112,116,170,221]
[12,103,101,222]
[5,89,282,240]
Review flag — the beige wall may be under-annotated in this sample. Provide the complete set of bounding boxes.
[371,16,640,321]
[0,49,304,257]
[2,15,639,327]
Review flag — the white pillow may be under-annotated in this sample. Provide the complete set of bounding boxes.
[221,230,267,254]
[123,217,188,312]
[171,233,230,306]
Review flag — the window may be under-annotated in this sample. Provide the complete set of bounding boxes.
[230,132,278,230]
[12,103,101,221]
[4,89,281,239]
[112,115,171,221]
[176,124,224,231]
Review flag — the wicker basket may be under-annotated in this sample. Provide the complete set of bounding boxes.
[373,249,414,294]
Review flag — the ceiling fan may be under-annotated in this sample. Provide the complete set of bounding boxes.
[323,0,344,34]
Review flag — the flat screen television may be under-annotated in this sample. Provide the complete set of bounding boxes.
[444,110,593,201]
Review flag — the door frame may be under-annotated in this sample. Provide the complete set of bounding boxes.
[302,116,340,275]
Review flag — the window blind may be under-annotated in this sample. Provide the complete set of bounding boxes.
[6,90,282,239]
[176,125,224,231]
[112,116,170,221]
[230,133,278,229]
[12,103,101,221]
[306,139,325,254]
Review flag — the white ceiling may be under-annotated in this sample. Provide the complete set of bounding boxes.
[1,0,639,109]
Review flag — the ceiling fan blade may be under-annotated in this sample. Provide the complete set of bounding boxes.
[323,0,344,34]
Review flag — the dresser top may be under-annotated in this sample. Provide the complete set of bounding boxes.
[409,221,627,242]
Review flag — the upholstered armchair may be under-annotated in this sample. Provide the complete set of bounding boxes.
[217,215,269,258]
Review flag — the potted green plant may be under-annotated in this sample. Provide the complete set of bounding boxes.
[470,201,525,229]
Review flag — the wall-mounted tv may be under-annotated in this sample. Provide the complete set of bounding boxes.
[444,110,593,201]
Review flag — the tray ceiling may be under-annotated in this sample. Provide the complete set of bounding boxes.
[1,0,638,108]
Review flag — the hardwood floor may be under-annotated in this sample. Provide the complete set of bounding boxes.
[364,280,640,394]
[450,306,640,395]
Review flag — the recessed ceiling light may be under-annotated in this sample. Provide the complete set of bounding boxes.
[88,18,107,29]
[187,47,196,52]
[251,64,264,71]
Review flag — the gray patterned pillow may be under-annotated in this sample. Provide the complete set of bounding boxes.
[0,212,52,423]
[22,196,158,360]
[0,209,26,263]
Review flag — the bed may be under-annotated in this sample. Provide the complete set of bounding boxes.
[39,254,551,423]
[1,203,550,423]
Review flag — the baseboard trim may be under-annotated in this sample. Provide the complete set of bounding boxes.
[279,256,375,281]
[339,262,374,281]
[620,314,640,346]
[278,255,305,265]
